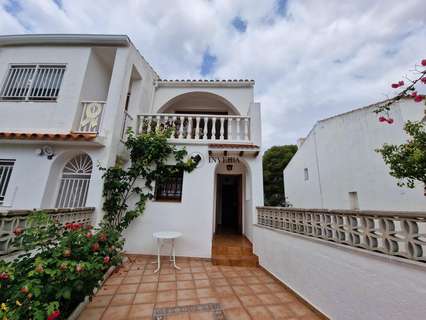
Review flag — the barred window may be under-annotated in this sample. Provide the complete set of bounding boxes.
[0,64,66,101]
[0,160,15,205]
[155,168,184,202]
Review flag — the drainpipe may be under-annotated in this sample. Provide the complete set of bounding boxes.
[313,126,324,208]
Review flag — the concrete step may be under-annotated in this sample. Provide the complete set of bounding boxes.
[212,254,259,267]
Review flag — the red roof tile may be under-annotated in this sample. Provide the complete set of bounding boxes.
[0,132,97,141]
[208,144,259,149]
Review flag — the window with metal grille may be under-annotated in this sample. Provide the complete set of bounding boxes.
[55,154,92,208]
[0,64,66,101]
[155,168,184,202]
[0,160,15,205]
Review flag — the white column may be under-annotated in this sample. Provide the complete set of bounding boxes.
[203,117,208,140]
[219,117,225,141]
[146,116,153,133]
[211,117,217,141]
[138,116,144,134]
[236,118,241,141]
[228,118,233,141]
[244,118,249,141]
[195,117,200,140]
[187,116,193,139]
[178,116,184,139]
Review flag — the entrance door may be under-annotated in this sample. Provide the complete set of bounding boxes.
[216,174,242,234]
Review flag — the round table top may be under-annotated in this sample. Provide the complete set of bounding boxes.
[153,231,182,239]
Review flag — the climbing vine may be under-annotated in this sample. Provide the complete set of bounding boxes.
[100,128,199,232]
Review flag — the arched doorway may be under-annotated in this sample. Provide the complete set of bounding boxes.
[55,153,93,208]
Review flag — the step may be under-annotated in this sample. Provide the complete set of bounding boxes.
[212,254,259,267]
[212,245,253,256]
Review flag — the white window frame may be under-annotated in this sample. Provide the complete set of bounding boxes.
[0,159,15,205]
[0,63,66,102]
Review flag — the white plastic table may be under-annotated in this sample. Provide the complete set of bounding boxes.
[152,231,182,273]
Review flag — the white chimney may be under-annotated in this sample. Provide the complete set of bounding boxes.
[297,138,306,148]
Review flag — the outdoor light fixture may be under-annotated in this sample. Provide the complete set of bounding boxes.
[226,164,233,171]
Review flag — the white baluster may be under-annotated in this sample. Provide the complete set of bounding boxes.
[211,117,217,141]
[147,116,153,133]
[163,116,169,131]
[228,118,233,141]
[156,116,161,132]
[178,116,184,139]
[244,118,249,141]
[236,118,241,141]
[187,116,192,139]
[203,117,208,140]
[219,117,225,141]
[195,117,200,140]
[172,116,177,138]
[138,116,144,134]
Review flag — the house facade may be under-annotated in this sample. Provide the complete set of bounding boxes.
[284,98,425,211]
[0,34,263,258]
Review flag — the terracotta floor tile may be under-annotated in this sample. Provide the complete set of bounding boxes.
[177,280,195,289]
[249,284,270,294]
[265,283,285,292]
[191,267,205,273]
[158,281,177,291]
[266,305,296,319]
[110,293,135,305]
[243,277,261,285]
[208,271,224,279]
[142,275,159,283]
[232,285,253,296]
[211,278,228,287]
[224,307,251,320]
[87,295,113,308]
[205,266,220,272]
[228,277,245,285]
[199,297,219,304]
[101,305,131,320]
[155,301,177,308]
[219,296,242,309]
[128,269,144,276]
[160,268,175,275]
[192,272,209,280]
[246,306,274,320]
[116,284,139,294]
[123,276,142,284]
[157,290,177,302]
[159,274,177,282]
[97,285,119,296]
[168,314,190,320]
[196,287,216,298]
[177,298,199,306]
[177,273,193,281]
[138,282,158,292]
[223,271,239,278]
[78,307,105,320]
[257,293,281,305]
[189,310,215,320]
[239,294,263,307]
[177,289,197,300]
[214,285,234,297]
[105,277,124,285]
[134,292,156,304]
[275,291,296,303]
[287,301,313,317]
[128,303,154,318]
[194,279,211,288]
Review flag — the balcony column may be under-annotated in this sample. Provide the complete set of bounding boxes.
[211,117,217,141]
[178,116,184,139]
[195,117,201,140]
[219,117,225,141]
[203,117,208,140]
[244,118,249,141]
[236,118,241,141]
[187,117,192,140]
[228,118,233,141]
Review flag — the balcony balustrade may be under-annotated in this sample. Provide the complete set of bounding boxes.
[257,207,426,263]
[0,207,94,256]
[76,101,106,134]
[137,113,251,143]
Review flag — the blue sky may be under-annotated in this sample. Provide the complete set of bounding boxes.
[0,0,425,148]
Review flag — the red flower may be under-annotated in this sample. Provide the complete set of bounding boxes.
[99,234,108,242]
[13,227,23,236]
[47,310,60,320]
[391,83,399,88]
[421,59,426,66]
[0,272,9,281]
[378,116,387,122]
[103,256,111,264]
[421,77,426,84]
[398,80,404,86]
[20,286,29,294]
[91,243,100,252]
[85,231,93,239]
[411,91,418,97]
[387,118,394,124]
[76,264,83,273]
[414,95,423,102]
[35,265,44,273]
[59,263,68,271]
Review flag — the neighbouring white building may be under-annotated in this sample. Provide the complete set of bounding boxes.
[284,98,425,211]
[0,34,263,258]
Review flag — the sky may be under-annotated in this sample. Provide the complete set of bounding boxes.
[1,0,425,149]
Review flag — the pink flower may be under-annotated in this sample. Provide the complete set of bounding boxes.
[378,116,387,122]
[414,95,423,102]
[421,59,426,66]
[91,243,100,252]
[421,77,426,84]
[387,118,394,124]
[391,83,399,88]
[76,264,83,273]
[99,234,108,242]
[103,256,111,264]
[13,227,23,236]
[47,310,60,320]
[398,80,404,86]
[0,272,9,281]
[85,232,93,239]
[411,91,418,97]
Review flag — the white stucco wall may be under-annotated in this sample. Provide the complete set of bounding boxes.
[284,100,425,210]
[253,225,426,320]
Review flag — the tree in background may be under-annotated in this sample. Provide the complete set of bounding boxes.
[375,58,426,192]
[263,145,298,206]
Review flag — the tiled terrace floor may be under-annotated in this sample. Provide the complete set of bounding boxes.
[78,255,323,320]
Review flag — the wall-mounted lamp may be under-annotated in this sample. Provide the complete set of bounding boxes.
[226,164,233,171]
[35,145,55,160]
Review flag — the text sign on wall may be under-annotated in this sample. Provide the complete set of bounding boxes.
[208,156,240,164]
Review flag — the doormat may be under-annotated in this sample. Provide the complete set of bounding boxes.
[152,303,225,319]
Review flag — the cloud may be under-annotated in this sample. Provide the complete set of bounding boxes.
[0,0,425,149]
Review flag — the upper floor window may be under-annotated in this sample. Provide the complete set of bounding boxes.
[155,167,184,202]
[0,159,15,205]
[304,168,309,181]
[0,64,66,102]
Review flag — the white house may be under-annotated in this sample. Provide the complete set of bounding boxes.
[284,98,425,211]
[0,34,263,259]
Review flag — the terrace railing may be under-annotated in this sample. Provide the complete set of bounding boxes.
[137,113,251,143]
[0,207,94,256]
[257,207,426,263]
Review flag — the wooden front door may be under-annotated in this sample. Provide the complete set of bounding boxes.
[216,174,242,234]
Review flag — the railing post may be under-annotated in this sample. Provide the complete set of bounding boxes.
[195,117,200,140]
[219,117,225,141]
[187,116,193,140]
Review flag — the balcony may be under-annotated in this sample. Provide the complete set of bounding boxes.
[75,101,106,134]
[137,113,251,143]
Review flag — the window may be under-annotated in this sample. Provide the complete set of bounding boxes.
[155,168,184,202]
[0,160,15,205]
[55,154,92,208]
[304,168,309,181]
[349,192,359,210]
[0,64,66,101]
